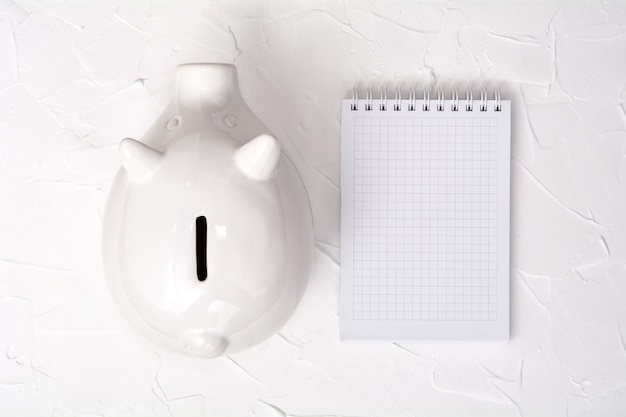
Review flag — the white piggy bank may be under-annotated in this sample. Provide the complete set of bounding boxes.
[103,64,313,358]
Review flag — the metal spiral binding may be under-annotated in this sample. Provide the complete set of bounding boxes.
[408,89,416,111]
[365,87,373,111]
[494,89,501,112]
[480,89,487,112]
[437,89,444,111]
[394,87,401,111]
[451,89,459,111]
[351,86,502,112]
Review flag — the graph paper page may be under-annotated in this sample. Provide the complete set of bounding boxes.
[340,99,510,342]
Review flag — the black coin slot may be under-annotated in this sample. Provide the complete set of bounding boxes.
[196,216,208,281]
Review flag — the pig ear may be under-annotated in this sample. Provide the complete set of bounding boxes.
[234,134,280,180]
[119,138,163,180]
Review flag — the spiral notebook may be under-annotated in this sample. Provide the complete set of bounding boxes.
[340,89,510,342]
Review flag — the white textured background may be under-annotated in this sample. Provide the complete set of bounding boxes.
[1,0,626,416]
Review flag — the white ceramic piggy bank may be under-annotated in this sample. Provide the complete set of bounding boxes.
[103,64,313,358]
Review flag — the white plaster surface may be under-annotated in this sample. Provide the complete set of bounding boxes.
[1,0,625,415]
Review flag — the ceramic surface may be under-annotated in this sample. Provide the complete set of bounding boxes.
[103,64,314,358]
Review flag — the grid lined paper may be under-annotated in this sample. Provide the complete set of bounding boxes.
[340,99,510,342]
